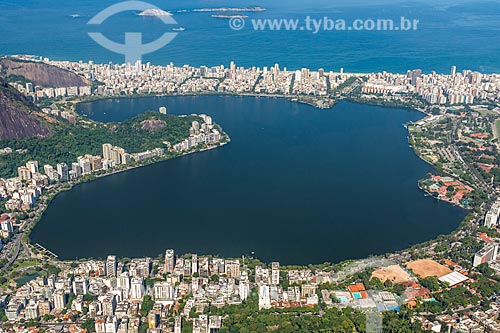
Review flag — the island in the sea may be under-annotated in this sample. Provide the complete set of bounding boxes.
[138,9,173,17]
[190,6,266,12]
[211,14,249,19]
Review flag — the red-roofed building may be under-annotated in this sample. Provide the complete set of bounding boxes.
[401,281,431,303]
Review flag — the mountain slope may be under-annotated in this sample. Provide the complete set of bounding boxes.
[0,58,91,87]
[0,78,52,140]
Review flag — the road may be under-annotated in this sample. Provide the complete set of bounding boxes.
[449,117,495,193]
[0,234,22,273]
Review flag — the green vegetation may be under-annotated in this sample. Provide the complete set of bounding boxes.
[382,312,424,333]
[419,276,441,292]
[435,286,479,309]
[81,318,95,333]
[208,291,421,333]
[138,321,149,333]
[212,293,364,333]
[472,274,500,298]
[140,295,154,316]
[5,74,32,86]
[66,292,76,309]
[0,112,198,178]
[83,293,98,302]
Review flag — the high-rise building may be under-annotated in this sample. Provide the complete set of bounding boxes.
[192,121,200,131]
[117,271,130,293]
[225,260,240,278]
[43,164,53,177]
[164,249,175,273]
[72,277,89,295]
[18,166,31,181]
[239,271,250,301]
[473,243,499,267]
[110,148,123,165]
[71,163,82,179]
[102,294,116,316]
[183,260,192,276]
[271,262,280,285]
[90,156,103,171]
[410,69,422,86]
[107,255,118,277]
[38,300,51,316]
[53,290,67,310]
[57,163,69,182]
[24,302,39,320]
[258,285,271,310]
[191,254,198,275]
[130,278,145,299]
[153,282,175,301]
[209,316,222,333]
[26,161,39,174]
[451,65,457,76]
[174,316,182,333]
[102,144,113,161]
[78,157,92,174]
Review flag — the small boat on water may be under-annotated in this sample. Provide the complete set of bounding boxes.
[172,27,186,31]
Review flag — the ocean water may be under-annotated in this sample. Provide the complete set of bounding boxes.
[0,0,499,73]
[30,98,466,264]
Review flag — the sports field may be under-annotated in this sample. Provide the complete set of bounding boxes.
[406,259,452,278]
[372,265,411,283]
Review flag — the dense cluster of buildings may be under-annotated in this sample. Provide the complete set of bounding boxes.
[40,106,77,124]
[1,250,404,333]
[421,175,473,206]
[7,244,500,333]
[16,58,350,99]
[417,307,500,333]
[7,56,500,111]
[10,57,500,112]
[0,252,254,332]
[173,115,221,152]
[11,82,92,101]
[1,147,123,212]
[435,308,500,332]
[362,66,500,105]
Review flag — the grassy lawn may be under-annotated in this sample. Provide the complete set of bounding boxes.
[12,259,39,269]
[477,108,496,116]
[495,119,500,138]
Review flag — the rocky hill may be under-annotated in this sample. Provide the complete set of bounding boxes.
[0,58,91,87]
[0,78,52,140]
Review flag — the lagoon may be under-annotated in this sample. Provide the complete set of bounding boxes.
[31,97,465,265]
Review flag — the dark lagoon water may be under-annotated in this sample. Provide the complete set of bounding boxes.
[30,97,466,264]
